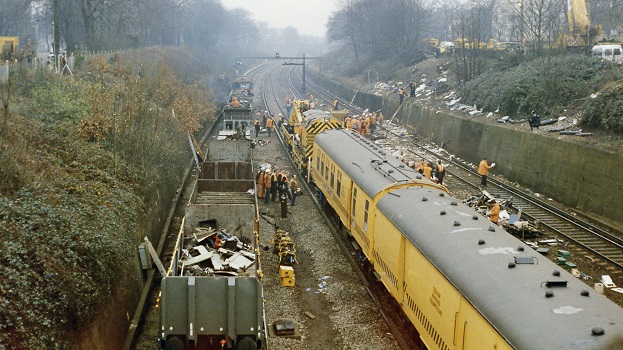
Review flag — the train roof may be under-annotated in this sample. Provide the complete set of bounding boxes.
[315,129,439,196]
[316,128,623,349]
[379,189,623,349]
[302,109,333,125]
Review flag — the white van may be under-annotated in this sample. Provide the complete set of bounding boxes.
[591,44,623,63]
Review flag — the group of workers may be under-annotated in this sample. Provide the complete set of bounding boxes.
[478,157,501,224]
[259,96,504,225]
[256,167,298,206]
[406,159,446,185]
[254,111,277,138]
[343,111,384,135]
[407,156,500,224]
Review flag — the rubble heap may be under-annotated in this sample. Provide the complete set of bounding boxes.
[178,227,256,276]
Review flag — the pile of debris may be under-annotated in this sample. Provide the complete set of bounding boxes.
[464,189,543,239]
[273,229,298,266]
[178,227,256,276]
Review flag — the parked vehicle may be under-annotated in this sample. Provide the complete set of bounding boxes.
[592,44,623,63]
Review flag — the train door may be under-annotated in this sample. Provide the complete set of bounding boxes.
[454,298,510,350]
[454,298,482,349]
[351,187,357,230]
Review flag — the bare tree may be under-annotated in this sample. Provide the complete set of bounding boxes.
[0,0,33,38]
[328,0,433,64]
[512,0,564,53]
[328,0,363,64]
[452,3,490,83]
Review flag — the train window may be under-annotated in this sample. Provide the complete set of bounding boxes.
[325,164,329,181]
[330,165,335,189]
[352,187,357,225]
[336,172,342,197]
[316,155,320,170]
[321,161,325,177]
[364,200,369,231]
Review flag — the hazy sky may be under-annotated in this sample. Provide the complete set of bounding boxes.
[220,0,340,37]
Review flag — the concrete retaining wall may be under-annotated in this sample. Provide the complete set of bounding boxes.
[311,72,623,228]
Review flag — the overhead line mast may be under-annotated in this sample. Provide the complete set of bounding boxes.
[239,54,321,94]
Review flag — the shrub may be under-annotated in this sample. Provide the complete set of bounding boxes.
[0,47,217,348]
[459,54,623,118]
[581,84,623,133]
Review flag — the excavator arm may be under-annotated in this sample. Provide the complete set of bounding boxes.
[567,0,591,35]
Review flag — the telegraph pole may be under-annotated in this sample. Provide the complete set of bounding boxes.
[282,54,307,94]
[302,54,306,94]
[53,0,60,73]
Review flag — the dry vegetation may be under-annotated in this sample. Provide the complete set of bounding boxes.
[0,48,216,349]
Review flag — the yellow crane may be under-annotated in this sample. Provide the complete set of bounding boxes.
[562,0,602,46]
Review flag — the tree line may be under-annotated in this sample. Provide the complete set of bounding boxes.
[326,0,623,78]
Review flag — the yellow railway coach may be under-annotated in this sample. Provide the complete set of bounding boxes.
[311,128,623,350]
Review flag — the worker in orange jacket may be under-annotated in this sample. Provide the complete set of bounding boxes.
[436,160,446,185]
[263,170,272,203]
[423,162,433,179]
[478,157,495,187]
[266,116,274,137]
[257,169,266,199]
[489,200,501,224]
[370,112,377,133]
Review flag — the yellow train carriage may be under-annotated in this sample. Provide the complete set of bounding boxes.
[374,212,510,350]
[312,129,623,350]
[312,130,445,252]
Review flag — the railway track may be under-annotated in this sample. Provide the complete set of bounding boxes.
[394,134,623,275]
[133,63,622,350]
[296,70,623,282]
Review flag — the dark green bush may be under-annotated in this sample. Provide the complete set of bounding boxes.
[459,54,623,118]
[0,47,214,348]
[581,85,623,133]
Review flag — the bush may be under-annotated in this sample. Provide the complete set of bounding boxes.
[0,47,216,348]
[581,84,623,133]
[458,54,623,118]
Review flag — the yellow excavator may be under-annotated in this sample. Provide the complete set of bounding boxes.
[561,0,602,47]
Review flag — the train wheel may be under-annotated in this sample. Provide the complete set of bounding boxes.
[164,336,185,350]
[235,337,257,350]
